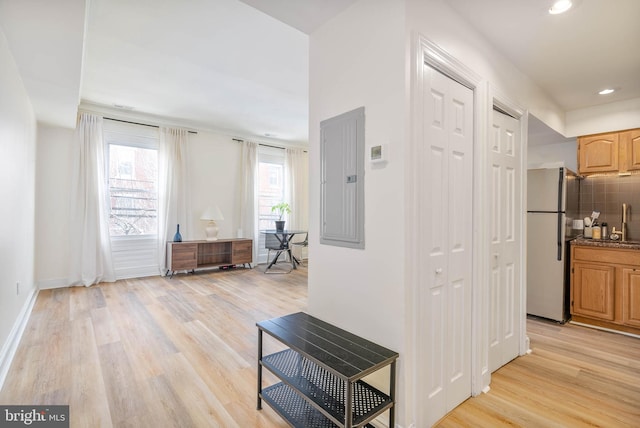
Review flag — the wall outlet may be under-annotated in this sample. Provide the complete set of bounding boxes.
[16,281,20,295]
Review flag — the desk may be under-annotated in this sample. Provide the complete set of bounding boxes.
[261,230,306,272]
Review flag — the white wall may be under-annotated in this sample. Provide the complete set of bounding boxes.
[34,122,266,286]
[406,0,566,131]
[309,1,570,426]
[186,131,242,240]
[35,125,73,288]
[308,0,408,422]
[0,26,37,383]
[528,141,578,171]
[565,97,640,137]
[309,0,407,348]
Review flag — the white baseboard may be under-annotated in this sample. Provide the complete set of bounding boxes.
[114,265,160,280]
[0,287,38,390]
[37,277,69,289]
[37,268,160,289]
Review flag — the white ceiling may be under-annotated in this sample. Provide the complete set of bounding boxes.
[1,0,638,145]
[446,0,640,111]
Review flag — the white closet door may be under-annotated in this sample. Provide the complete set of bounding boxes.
[417,64,473,427]
[488,109,522,372]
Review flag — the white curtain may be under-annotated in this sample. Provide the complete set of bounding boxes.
[69,113,115,286]
[285,148,309,231]
[157,127,190,274]
[239,140,258,264]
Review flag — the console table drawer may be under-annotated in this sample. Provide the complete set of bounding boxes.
[170,243,197,270]
[232,240,252,264]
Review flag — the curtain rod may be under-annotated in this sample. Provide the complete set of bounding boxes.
[105,117,197,134]
[232,138,307,153]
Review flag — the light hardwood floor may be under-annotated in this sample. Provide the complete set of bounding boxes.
[437,319,640,427]
[2,265,639,427]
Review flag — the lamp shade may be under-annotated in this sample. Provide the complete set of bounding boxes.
[200,206,224,221]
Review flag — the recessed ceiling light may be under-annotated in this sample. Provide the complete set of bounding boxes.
[549,0,572,14]
[598,88,615,95]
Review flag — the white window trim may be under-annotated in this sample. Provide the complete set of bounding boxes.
[103,120,161,279]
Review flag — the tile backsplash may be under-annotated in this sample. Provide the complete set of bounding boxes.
[580,174,640,240]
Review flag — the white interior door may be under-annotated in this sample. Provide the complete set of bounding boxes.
[417,64,473,427]
[488,109,522,372]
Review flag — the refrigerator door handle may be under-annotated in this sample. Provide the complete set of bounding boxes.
[557,211,563,261]
[557,168,564,261]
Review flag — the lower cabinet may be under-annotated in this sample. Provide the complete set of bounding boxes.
[572,262,615,321]
[571,245,640,335]
[622,268,640,328]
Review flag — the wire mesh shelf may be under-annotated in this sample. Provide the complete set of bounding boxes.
[262,349,391,426]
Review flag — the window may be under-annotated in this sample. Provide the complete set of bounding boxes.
[107,144,158,236]
[103,120,160,279]
[104,124,159,237]
[257,146,285,262]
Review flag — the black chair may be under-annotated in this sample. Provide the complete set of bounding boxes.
[290,232,308,266]
[264,232,292,273]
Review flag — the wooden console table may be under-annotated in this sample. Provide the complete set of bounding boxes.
[166,238,252,277]
[257,312,399,427]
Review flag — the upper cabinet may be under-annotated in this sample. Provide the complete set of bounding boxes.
[578,132,619,174]
[620,128,640,172]
[578,128,640,175]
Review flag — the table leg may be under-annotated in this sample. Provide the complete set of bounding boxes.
[265,250,283,270]
[389,360,396,428]
[345,381,353,428]
[287,249,297,269]
[257,329,263,410]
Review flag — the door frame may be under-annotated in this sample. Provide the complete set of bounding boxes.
[405,34,484,425]
[486,87,529,386]
[406,35,530,425]
[488,86,529,359]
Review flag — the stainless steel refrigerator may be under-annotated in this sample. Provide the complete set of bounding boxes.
[527,167,580,322]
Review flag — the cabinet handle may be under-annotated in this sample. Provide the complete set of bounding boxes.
[435,268,443,274]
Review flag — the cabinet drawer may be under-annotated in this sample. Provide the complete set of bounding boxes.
[232,241,252,263]
[169,243,197,269]
[573,246,640,265]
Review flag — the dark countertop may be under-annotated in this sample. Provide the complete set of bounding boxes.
[571,236,640,250]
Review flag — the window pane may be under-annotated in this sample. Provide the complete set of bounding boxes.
[258,161,284,231]
[108,144,158,236]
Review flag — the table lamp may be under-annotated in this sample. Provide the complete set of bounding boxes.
[200,206,224,241]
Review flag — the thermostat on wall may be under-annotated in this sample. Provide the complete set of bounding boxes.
[370,144,387,163]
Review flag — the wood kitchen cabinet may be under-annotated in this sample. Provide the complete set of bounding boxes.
[622,268,640,328]
[571,244,640,335]
[577,128,640,175]
[577,132,619,174]
[620,128,640,172]
[572,262,615,321]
